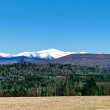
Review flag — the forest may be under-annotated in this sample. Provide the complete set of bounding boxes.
[0,62,110,96]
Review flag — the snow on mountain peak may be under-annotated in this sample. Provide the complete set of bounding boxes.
[0,49,88,59]
[0,53,12,57]
[13,49,72,59]
[37,48,73,59]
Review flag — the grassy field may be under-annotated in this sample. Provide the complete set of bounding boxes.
[0,96,110,110]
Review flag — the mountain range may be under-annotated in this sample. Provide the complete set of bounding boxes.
[1,49,110,67]
[0,49,87,59]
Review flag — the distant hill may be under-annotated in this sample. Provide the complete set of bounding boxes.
[0,56,43,64]
[1,49,110,67]
[34,54,110,67]
[0,49,87,64]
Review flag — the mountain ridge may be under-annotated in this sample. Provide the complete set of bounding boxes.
[34,53,110,67]
[0,49,88,59]
[0,49,108,66]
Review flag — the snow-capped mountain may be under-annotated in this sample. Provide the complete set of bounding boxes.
[14,49,74,59]
[0,49,88,59]
[0,53,12,57]
[0,49,105,65]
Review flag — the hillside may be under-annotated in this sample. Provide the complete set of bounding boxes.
[0,62,110,96]
[34,54,110,67]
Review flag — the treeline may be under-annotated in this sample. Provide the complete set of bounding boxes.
[0,62,110,96]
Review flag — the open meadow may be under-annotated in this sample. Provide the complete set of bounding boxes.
[0,96,110,110]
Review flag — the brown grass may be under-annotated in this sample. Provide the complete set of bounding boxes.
[0,96,110,110]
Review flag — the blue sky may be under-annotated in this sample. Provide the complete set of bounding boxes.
[0,0,110,54]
